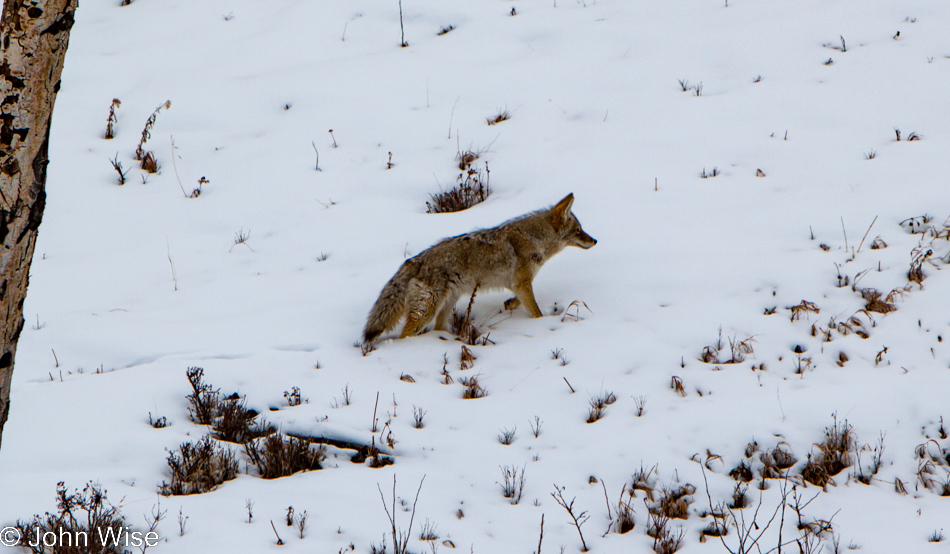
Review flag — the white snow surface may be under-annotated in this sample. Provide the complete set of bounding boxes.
[2,0,950,552]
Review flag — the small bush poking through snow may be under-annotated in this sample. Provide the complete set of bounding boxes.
[183,368,271,443]
[426,163,491,214]
[185,366,220,425]
[213,395,272,443]
[587,391,616,423]
[498,465,526,504]
[614,493,636,534]
[460,374,487,399]
[244,434,327,479]
[649,484,695,520]
[104,98,120,139]
[160,435,238,495]
[14,482,130,554]
[801,414,856,487]
[486,108,510,126]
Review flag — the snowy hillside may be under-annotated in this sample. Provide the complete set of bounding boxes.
[2,1,950,553]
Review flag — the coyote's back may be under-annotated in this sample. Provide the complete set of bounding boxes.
[362,193,595,346]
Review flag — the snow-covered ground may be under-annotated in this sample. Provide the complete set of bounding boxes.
[3,0,950,552]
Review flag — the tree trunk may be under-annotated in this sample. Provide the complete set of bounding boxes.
[0,0,78,450]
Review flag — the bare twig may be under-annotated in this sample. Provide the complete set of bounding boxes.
[169,136,189,198]
[269,520,284,545]
[378,475,426,554]
[856,215,878,254]
[551,484,590,552]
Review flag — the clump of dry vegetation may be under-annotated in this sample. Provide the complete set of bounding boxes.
[486,108,510,125]
[109,154,129,185]
[498,465,526,504]
[649,484,695,520]
[787,300,819,321]
[134,100,171,172]
[460,374,487,399]
[759,443,798,478]
[860,288,898,314]
[14,482,130,554]
[908,246,933,285]
[213,394,272,443]
[614,490,637,534]
[700,328,755,365]
[801,415,856,487]
[426,163,491,213]
[244,434,327,479]
[586,390,617,423]
[104,98,121,139]
[457,149,479,170]
[450,287,493,346]
[160,435,239,495]
[185,366,219,425]
[184,367,272,442]
[914,420,950,495]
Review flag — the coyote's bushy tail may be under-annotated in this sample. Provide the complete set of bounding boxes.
[362,259,419,344]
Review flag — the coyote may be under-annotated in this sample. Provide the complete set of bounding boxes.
[362,193,596,345]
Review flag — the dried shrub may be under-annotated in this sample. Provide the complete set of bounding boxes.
[615,494,636,533]
[771,444,798,469]
[148,412,168,428]
[14,482,129,554]
[861,288,896,314]
[913,439,950,494]
[134,100,171,171]
[701,504,730,537]
[460,375,487,399]
[284,386,304,406]
[140,151,159,173]
[788,300,819,321]
[649,484,694,520]
[728,483,749,509]
[426,164,491,213]
[729,460,754,483]
[185,368,270,442]
[244,434,327,479]
[104,98,121,139]
[701,329,755,364]
[498,465,526,504]
[630,464,657,500]
[213,395,272,443]
[109,154,128,185]
[908,247,933,284]
[648,513,684,554]
[185,366,220,425]
[670,376,686,397]
[801,415,856,487]
[160,435,238,495]
[412,405,427,429]
[451,288,493,346]
[460,345,476,370]
[457,149,478,170]
[486,108,510,125]
[587,391,616,423]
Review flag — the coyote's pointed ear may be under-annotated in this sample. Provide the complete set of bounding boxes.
[551,193,575,224]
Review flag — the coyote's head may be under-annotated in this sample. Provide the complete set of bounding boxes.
[552,193,597,249]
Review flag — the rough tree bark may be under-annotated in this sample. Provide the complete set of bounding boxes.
[0,0,78,450]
